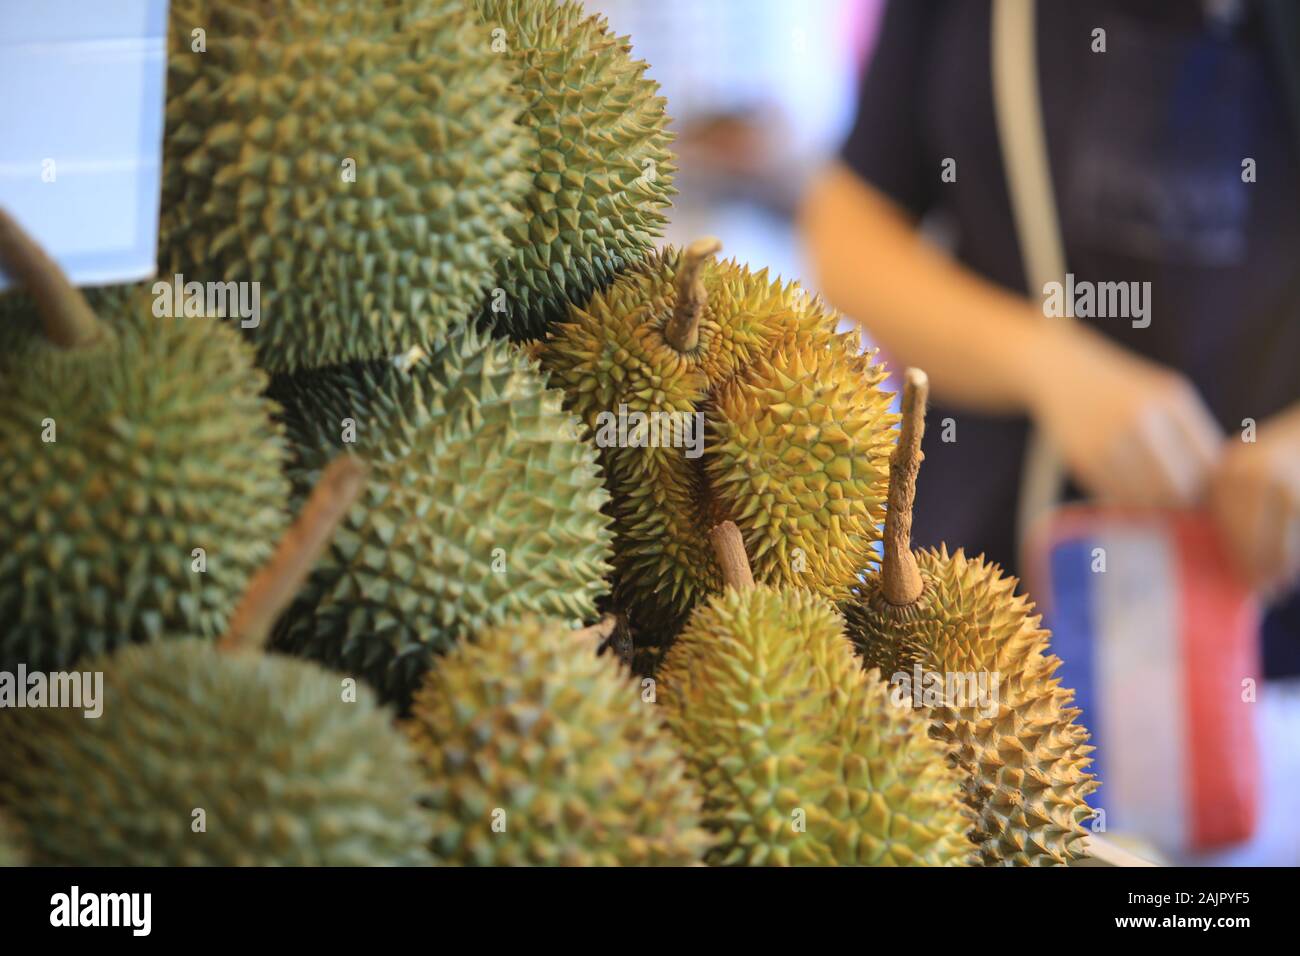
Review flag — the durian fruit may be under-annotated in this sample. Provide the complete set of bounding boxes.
[542,239,896,633]
[403,614,710,865]
[270,326,614,704]
[0,812,26,867]
[0,209,288,673]
[474,0,675,339]
[160,0,533,371]
[0,460,433,866]
[841,370,1098,866]
[657,522,974,866]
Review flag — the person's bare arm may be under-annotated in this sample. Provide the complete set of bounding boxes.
[801,162,1048,414]
[800,162,1223,507]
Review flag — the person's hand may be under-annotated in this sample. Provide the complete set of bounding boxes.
[1209,406,1300,597]
[1023,322,1224,507]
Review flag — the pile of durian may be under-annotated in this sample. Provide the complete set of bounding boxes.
[0,0,1097,867]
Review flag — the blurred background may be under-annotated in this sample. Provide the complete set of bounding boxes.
[597,0,878,290]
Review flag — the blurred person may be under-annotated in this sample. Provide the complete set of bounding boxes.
[803,0,1300,677]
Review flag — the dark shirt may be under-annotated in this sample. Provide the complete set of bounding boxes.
[840,0,1300,675]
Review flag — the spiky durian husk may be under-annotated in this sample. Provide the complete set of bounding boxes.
[0,640,431,865]
[658,586,974,866]
[161,0,532,371]
[0,295,288,673]
[474,0,675,339]
[0,812,25,867]
[270,328,613,704]
[542,248,895,631]
[843,547,1098,866]
[403,616,710,865]
[710,340,896,595]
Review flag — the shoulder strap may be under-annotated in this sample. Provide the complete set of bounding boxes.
[991,0,1069,562]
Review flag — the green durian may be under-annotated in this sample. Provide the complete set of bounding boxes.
[403,615,710,865]
[474,0,675,339]
[841,370,1098,866]
[161,0,533,371]
[0,640,431,866]
[0,812,26,867]
[0,463,432,866]
[542,240,896,633]
[270,327,614,704]
[0,210,288,673]
[657,523,974,866]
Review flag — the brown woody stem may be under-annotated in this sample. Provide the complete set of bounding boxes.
[882,368,929,606]
[219,457,367,653]
[709,520,755,591]
[0,207,102,348]
[663,237,722,352]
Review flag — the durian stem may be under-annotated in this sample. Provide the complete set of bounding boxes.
[663,237,722,353]
[219,457,368,654]
[709,520,755,591]
[882,368,929,606]
[0,207,101,348]
[574,613,619,644]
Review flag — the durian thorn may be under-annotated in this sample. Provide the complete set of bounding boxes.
[219,456,368,654]
[573,613,619,644]
[883,368,928,606]
[0,207,102,348]
[664,237,722,353]
[709,520,755,591]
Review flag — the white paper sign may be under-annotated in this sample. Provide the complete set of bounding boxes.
[0,0,169,289]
